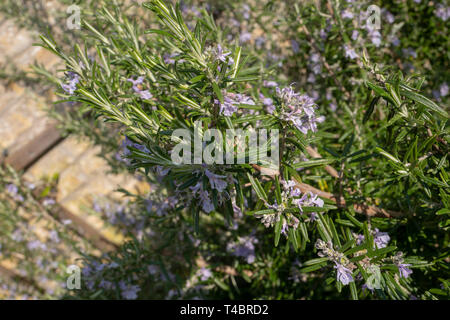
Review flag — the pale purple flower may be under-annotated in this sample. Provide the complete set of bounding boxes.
[199,189,214,213]
[217,92,254,116]
[368,29,382,47]
[11,229,24,242]
[309,53,322,75]
[156,165,170,177]
[6,184,24,201]
[138,90,153,100]
[440,83,448,97]
[240,32,252,43]
[127,76,144,88]
[119,281,140,300]
[99,280,113,290]
[355,234,365,245]
[42,198,56,207]
[259,93,274,112]
[341,9,354,19]
[218,95,238,116]
[389,35,400,47]
[291,40,300,53]
[282,180,301,197]
[309,212,319,222]
[6,183,18,195]
[310,53,321,63]
[397,263,413,279]
[384,11,395,24]
[435,4,450,21]
[27,240,46,251]
[281,221,289,235]
[199,267,212,281]
[205,170,228,192]
[49,230,60,243]
[263,80,278,87]
[118,136,149,164]
[307,74,316,84]
[227,236,258,264]
[148,265,158,275]
[343,45,358,60]
[293,192,324,214]
[61,72,80,95]
[255,36,265,49]
[25,182,35,190]
[402,48,417,59]
[214,44,232,63]
[335,263,354,285]
[86,280,95,290]
[242,4,250,20]
[163,53,178,64]
[127,76,152,99]
[232,203,242,218]
[277,87,324,134]
[309,193,324,207]
[362,283,375,293]
[373,228,390,249]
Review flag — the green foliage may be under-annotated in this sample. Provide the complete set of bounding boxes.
[3,0,448,300]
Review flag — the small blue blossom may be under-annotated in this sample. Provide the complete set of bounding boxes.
[61,72,80,95]
[343,45,358,60]
[397,263,413,279]
[335,263,354,285]
[127,76,153,100]
[119,281,140,300]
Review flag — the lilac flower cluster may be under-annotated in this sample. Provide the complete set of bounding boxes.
[93,197,156,239]
[343,44,358,60]
[190,182,214,213]
[256,180,324,234]
[216,91,255,117]
[315,239,355,285]
[163,52,183,65]
[214,44,234,64]
[354,228,390,249]
[81,260,141,299]
[276,86,325,134]
[307,53,322,83]
[5,183,24,202]
[432,83,449,101]
[127,76,153,100]
[190,169,229,213]
[116,136,149,165]
[119,281,141,300]
[226,235,258,264]
[397,263,413,279]
[392,252,413,279]
[146,195,179,217]
[435,4,450,21]
[373,228,390,249]
[259,93,275,114]
[197,267,213,281]
[61,72,80,95]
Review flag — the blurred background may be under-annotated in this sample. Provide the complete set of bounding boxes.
[0,0,153,299]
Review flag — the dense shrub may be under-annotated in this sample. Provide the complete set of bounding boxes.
[4,0,448,300]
